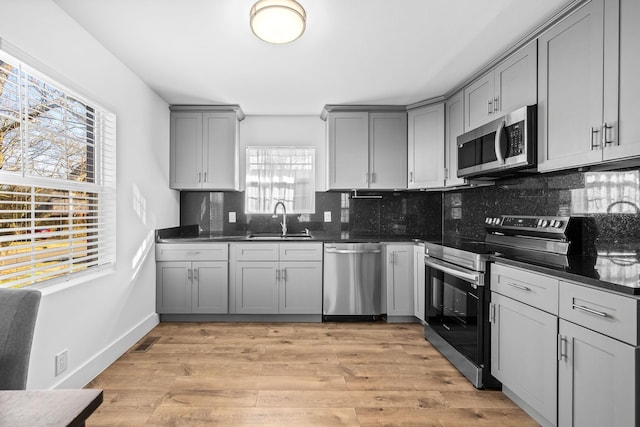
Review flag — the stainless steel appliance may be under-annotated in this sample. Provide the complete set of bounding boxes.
[423,240,496,389]
[323,243,382,320]
[457,105,537,179]
[484,215,585,266]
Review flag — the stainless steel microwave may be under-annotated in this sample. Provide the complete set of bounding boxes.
[457,105,536,179]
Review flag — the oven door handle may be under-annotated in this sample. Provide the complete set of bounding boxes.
[424,257,481,285]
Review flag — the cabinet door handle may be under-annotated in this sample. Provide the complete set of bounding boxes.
[364,172,369,184]
[557,334,568,361]
[409,171,413,182]
[590,127,601,150]
[371,172,376,183]
[602,123,614,146]
[389,253,394,264]
[489,303,496,323]
[494,96,499,112]
[572,303,608,318]
[507,282,531,292]
[276,269,280,281]
[204,172,207,182]
[187,268,192,280]
[487,99,493,114]
[193,268,198,281]
[198,172,202,183]
[282,269,286,281]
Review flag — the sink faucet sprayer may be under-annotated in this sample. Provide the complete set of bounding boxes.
[272,201,287,236]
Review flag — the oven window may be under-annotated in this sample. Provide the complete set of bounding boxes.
[426,266,481,365]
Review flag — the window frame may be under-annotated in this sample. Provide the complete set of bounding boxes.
[0,47,116,289]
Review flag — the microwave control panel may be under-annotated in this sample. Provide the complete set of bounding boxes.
[505,122,524,157]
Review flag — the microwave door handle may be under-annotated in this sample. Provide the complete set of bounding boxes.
[495,120,506,164]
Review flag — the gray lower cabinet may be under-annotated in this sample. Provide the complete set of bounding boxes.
[156,261,229,314]
[491,292,558,427]
[383,244,414,318]
[230,242,323,315]
[233,261,279,314]
[558,280,639,427]
[156,243,229,314]
[413,244,425,322]
[492,262,640,426]
[558,319,637,427]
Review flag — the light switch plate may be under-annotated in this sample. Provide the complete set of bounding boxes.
[229,212,236,223]
[324,211,331,222]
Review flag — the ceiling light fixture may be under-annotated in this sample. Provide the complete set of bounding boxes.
[250,0,306,44]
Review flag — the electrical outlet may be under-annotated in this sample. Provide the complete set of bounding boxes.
[55,349,68,376]
[324,211,331,222]
[229,212,236,223]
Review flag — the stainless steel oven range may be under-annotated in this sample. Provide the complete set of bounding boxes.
[423,239,497,389]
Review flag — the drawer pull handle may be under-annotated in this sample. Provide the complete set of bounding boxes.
[572,304,608,318]
[186,251,200,255]
[507,282,531,292]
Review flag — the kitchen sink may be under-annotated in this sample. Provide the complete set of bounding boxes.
[247,232,313,240]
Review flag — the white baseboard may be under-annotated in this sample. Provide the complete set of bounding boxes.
[52,313,159,389]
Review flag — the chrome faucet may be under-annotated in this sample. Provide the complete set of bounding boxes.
[272,201,287,236]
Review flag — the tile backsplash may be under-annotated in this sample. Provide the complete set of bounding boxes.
[179,166,640,248]
[180,190,442,240]
[443,167,640,247]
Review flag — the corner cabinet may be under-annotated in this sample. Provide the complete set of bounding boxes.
[324,107,407,190]
[538,0,640,172]
[464,41,537,130]
[445,91,466,187]
[229,242,323,315]
[407,103,445,189]
[169,105,244,190]
[156,243,229,314]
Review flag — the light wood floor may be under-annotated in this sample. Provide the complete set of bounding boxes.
[85,322,538,426]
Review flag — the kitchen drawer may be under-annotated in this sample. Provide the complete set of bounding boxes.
[232,243,279,261]
[491,263,559,315]
[559,281,640,346]
[155,243,228,261]
[279,243,323,261]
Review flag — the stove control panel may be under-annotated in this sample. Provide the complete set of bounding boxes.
[485,215,571,233]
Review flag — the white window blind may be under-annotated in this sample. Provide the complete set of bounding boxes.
[0,49,116,288]
[245,147,315,214]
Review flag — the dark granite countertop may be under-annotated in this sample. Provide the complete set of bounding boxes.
[155,226,429,244]
[491,252,640,296]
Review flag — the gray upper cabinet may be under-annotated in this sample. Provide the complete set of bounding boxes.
[407,103,445,189]
[538,0,605,171]
[602,0,640,162]
[464,41,537,130]
[445,91,466,187]
[538,0,640,171]
[325,108,407,190]
[326,111,369,189]
[170,106,242,190]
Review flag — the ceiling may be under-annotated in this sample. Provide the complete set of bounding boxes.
[53,0,572,116]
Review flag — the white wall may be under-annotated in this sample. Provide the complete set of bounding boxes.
[0,0,179,389]
[240,115,327,191]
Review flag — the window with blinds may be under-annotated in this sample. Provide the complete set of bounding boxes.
[245,147,315,214]
[0,49,116,288]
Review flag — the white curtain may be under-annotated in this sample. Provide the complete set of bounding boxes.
[245,147,315,214]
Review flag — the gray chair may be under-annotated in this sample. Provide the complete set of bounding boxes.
[0,288,41,390]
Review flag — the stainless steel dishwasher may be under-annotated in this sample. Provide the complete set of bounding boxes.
[323,243,382,320]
